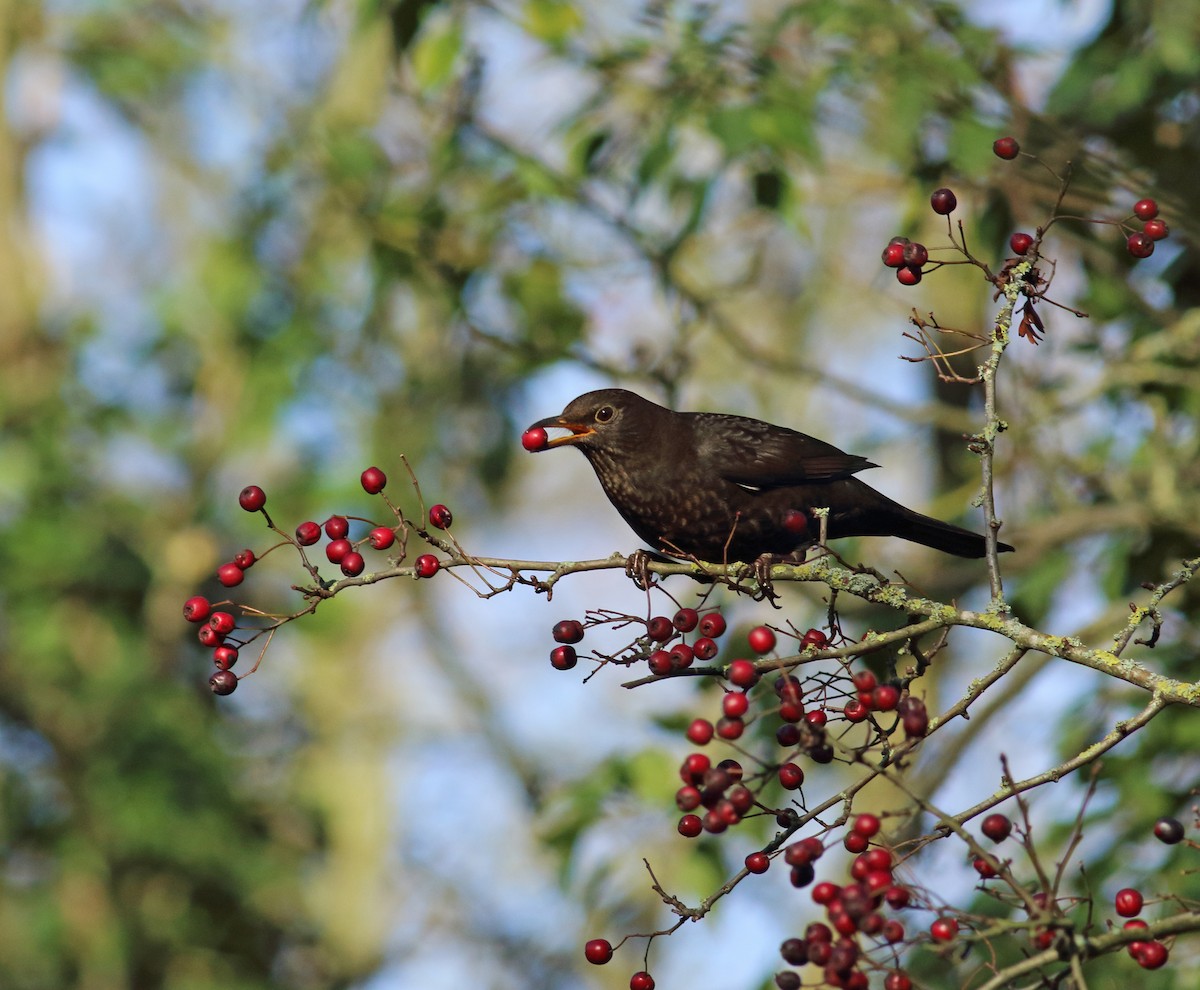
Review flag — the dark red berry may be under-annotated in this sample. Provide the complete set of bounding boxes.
[801,628,828,650]
[673,608,699,632]
[1133,198,1158,221]
[583,938,613,965]
[217,562,244,587]
[213,645,239,670]
[521,426,548,451]
[745,851,770,874]
[680,753,710,783]
[553,619,584,644]
[698,612,727,638]
[722,692,749,718]
[884,885,910,909]
[903,241,928,267]
[882,242,907,268]
[295,521,321,545]
[930,188,957,215]
[981,813,1012,842]
[692,636,719,661]
[728,658,759,687]
[811,882,840,905]
[550,645,577,670]
[930,917,958,942]
[324,515,349,540]
[1009,232,1034,255]
[872,685,899,710]
[669,643,695,669]
[806,709,827,728]
[1143,219,1169,240]
[209,612,236,636]
[993,136,1020,159]
[1154,816,1184,844]
[747,626,776,653]
[851,670,877,693]
[197,625,223,648]
[884,971,913,990]
[676,785,702,811]
[775,972,801,990]
[183,596,212,623]
[368,526,395,550]
[853,813,881,837]
[973,856,998,878]
[326,539,352,564]
[647,616,674,642]
[360,466,387,493]
[776,724,801,747]
[896,265,922,286]
[238,485,266,512]
[843,831,869,853]
[630,972,655,990]
[428,503,453,529]
[716,716,744,740]
[678,814,703,837]
[780,937,808,965]
[209,669,238,695]
[1115,888,1144,918]
[1127,233,1154,258]
[648,650,673,675]
[778,762,804,789]
[340,551,365,576]
[686,719,714,745]
[232,548,255,570]
[844,700,869,723]
[1136,940,1168,969]
[414,554,439,578]
[782,508,809,535]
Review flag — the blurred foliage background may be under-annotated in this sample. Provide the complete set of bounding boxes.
[1,0,1198,988]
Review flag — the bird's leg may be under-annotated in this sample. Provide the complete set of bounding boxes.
[814,506,830,547]
[625,548,663,590]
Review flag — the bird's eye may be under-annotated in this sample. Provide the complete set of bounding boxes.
[595,405,615,423]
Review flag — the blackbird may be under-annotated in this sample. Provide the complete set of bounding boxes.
[524,388,1013,562]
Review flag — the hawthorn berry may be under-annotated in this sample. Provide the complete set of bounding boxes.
[583,938,613,965]
[722,692,749,717]
[675,786,701,811]
[903,241,929,267]
[851,670,877,693]
[414,554,439,578]
[778,763,804,789]
[782,508,808,535]
[993,136,1020,159]
[844,700,869,723]
[716,757,744,782]
[238,485,266,512]
[673,608,699,632]
[183,596,212,623]
[340,551,365,577]
[1127,233,1154,258]
[981,813,1012,842]
[326,539,352,564]
[747,626,776,653]
[428,503,453,529]
[197,625,223,648]
[693,637,719,661]
[882,241,908,268]
[550,645,577,670]
[776,724,801,747]
[687,719,714,745]
[812,882,840,906]
[805,709,828,728]
[883,919,906,942]
[1154,816,1184,844]
[775,972,801,990]
[295,521,321,546]
[780,938,808,965]
[801,628,828,650]
[901,698,928,738]
[217,562,244,587]
[368,526,395,550]
[716,716,745,740]
[884,971,913,990]
[872,685,900,711]
[930,188,957,215]
[930,917,959,942]
[728,659,759,687]
[324,515,349,540]
[669,643,695,669]
[630,972,655,990]
[210,612,236,636]
[360,466,387,494]
[973,856,998,878]
[520,426,548,451]
[233,549,255,570]
[1133,198,1159,221]
[1136,940,1168,970]
[209,669,238,696]
[680,753,711,783]
[843,831,869,854]
[553,619,584,644]
[648,650,673,675]
[896,265,922,286]
[1143,219,1169,240]
[884,885,910,909]
[1114,888,1144,917]
[853,813,881,837]
[213,645,239,670]
[745,851,770,874]
[646,615,674,642]
[1009,231,1034,255]
[698,612,727,638]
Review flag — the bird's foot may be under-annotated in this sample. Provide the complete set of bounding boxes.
[750,549,808,604]
[625,549,660,590]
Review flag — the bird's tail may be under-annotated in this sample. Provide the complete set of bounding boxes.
[886,508,1013,558]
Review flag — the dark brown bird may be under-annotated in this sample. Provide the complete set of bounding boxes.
[524,389,1013,562]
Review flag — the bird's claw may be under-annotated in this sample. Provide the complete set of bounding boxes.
[625,549,656,590]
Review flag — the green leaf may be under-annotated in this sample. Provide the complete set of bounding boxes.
[412,17,462,89]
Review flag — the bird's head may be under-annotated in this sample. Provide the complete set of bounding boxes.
[523,389,661,455]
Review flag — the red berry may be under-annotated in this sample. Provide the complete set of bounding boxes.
[238,485,266,512]
[801,628,828,650]
[864,847,892,871]
[326,539,352,564]
[716,716,745,740]
[780,938,808,965]
[698,612,727,638]
[209,612,236,636]
[782,508,808,536]
[1154,816,1184,844]
[930,917,959,942]
[686,718,714,745]
[902,241,929,267]
[722,692,749,717]
[647,616,674,642]
[884,885,910,909]
[776,724,801,747]
[675,785,701,811]
[693,636,719,661]
[872,685,899,710]
[884,971,913,990]
[851,670,877,693]
[882,242,907,268]
[648,650,673,675]
[973,856,998,878]
[981,813,1012,842]
[295,521,321,546]
[843,831,869,853]
[414,554,439,578]
[930,188,957,215]
[583,938,613,965]
[775,973,802,990]
[550,645,577,670]
[183,596,212,623]
[745,851,770,874]
[1133,198,1159,221]
[1136,940,1168,969]
[883,919,906,942]
[728,658,759,687]
[197,625,222,648]
[521,426,548,451]
[843,700,869,722]
[778,762,804,789]
[360,466,387,493]
[678,814,703,837]
[1115,888,1144,917]
[812,882,840,905]
[213,645,239,670]
[748,626,777,653]
[673,608,699,632]
[428,503,453,529]
[324,515,349,540]
[209,669,238,696]
[630,972,655,990]
[340,551,365,577]
[368,526,395,550]
[993,136,1020,159]
[853,813,881,838]
[1127,233,1155,258]
[217,562,244,587]
[233,548,255,570]
[552,619,584,644]
[896,265,922,286]
[669,643,695,669]
[1009,231,1034,255]
[1143,219,1169,240]
[805,709,827,728]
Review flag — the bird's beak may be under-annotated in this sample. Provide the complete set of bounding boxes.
[527,415,595,449]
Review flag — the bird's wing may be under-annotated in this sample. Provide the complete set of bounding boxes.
[692,413,878,486]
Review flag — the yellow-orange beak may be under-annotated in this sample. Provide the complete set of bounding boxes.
[525,415,595,449]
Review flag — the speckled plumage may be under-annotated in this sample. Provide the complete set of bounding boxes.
[527,389,1012,562]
